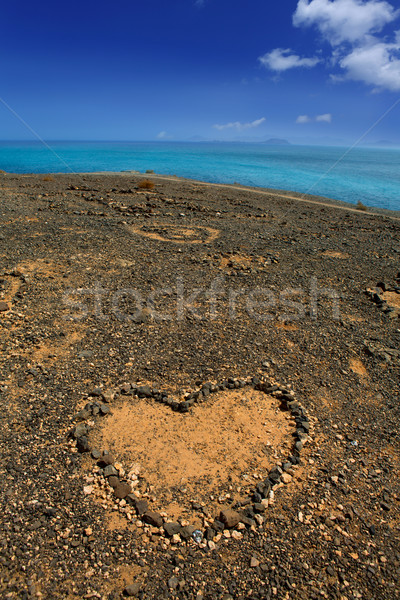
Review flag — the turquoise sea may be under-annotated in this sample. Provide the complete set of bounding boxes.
[0,141,399,211]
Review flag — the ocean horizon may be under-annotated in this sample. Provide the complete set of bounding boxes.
[1,140,399,212]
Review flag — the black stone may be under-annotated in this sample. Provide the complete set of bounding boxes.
[143,511,163,527]
[76,436,90,453]
[163,522,181,537]
[205,527,215,541]
[71,422,88,439]
[104,465,118,477]
[136,385,152,398]
[90,387,103,397]
[180,525,197,540]
[212,519,225,531]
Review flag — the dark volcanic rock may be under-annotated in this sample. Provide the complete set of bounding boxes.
[142,511,163,527]
[114,481,132,499]
[219,509,241,529]
[163,522,181,537]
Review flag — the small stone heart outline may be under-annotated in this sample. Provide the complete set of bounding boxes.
[70,375,311,543]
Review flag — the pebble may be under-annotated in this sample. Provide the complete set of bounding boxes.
[124,582,141,596]
[114,482,132,499]
[76,436,90,453]
[72,423,88,439]
[142,511,163,528]
[100,453,115,466]
[163,522,181,537]
[281,473,293,484]
[0,301,10,311]
[108,476,119,488]
[103,465,118,477]
[168,576,179,590]
[101,390,115,403]
[250,557,260,568]
[220,509,241,529]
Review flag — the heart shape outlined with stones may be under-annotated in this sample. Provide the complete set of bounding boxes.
[71,376,311,544]
[127,223,220,245]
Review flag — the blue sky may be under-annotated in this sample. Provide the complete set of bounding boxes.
[0,0,399,144]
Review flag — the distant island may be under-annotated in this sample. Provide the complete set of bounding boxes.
[261,138,291,145]
[186,137,291,144]
[366,140,399,148]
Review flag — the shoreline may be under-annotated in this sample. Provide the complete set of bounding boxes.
[3,170,400,219]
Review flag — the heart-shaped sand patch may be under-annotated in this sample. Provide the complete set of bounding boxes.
[128,223,220,244]
[72,377,310,542]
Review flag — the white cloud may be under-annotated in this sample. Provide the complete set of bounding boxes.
[339,37,400,89]
[213,117,266,131]
[316,112,332,121]
[296,113,333,123]
[259,48,320,71]
[293,0,398,45]
[263,0,400,91]
[157,131,173,139]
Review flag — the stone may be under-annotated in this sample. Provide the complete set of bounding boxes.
[281,473,293,484]
[124,582,141,596]
[108,476,119,488]
[168,576,179,590]
[101,390,115,403]
[0,301,10,311]
[295,441,304,453]
[269,467,282,483]
[78,350,94,359]
[180,525,197,540]
[133,499,149,516]
[135,307,153,323]
[219,509,241,529]
[75,409,91,421]
[171,533,181,544]
[250,557,260,568]
[99,403,110,415]
[104,465,118,477]
[76,436,90,453]
[163,522,181,537]
[136,385,152,398]
[91,449,101,459]
[114,482,131,499]
[71,423,88,439]
[143,511,163,528]
[99,453,114,466]
[90,387,103,397]
[205,527,215,541]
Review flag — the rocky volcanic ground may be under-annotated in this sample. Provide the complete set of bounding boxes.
[0,172,399,600]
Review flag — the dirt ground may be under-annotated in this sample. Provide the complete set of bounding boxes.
[0,171,399,600]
